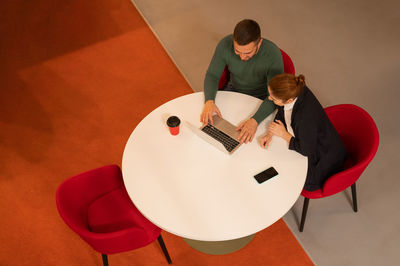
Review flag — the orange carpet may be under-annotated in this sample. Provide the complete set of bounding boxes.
[0,1,313,265]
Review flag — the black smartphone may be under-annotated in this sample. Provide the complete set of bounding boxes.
[254,167,278,184]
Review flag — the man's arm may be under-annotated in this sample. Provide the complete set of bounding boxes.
[237,45,283,142]
[251,99,276,124]
[204,38,229,102]
[251,45,284,123]
[237,99,275,144]
[202,37,230,125]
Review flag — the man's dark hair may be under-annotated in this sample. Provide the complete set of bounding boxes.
[233,19,261,45]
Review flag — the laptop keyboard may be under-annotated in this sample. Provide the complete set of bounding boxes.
[201,124,240,152]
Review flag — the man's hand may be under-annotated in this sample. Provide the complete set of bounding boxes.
[236,118,258,144]
[200,100,222,125]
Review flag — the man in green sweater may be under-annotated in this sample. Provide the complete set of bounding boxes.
[201,19,284,144]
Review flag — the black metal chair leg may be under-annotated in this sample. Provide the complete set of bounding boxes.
[299,197,310,232]
[157,235,172,264]
[101,254,108,266]
[351,183,358,212]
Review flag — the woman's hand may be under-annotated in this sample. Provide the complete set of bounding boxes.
[268,120,293,143]
[259,131,273,148]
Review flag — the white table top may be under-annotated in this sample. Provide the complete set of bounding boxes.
[122,91,307,241]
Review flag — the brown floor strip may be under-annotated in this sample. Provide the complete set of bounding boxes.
[0,0,313,265]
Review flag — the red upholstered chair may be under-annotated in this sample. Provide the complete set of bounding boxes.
[56,165,172,266]
[280,48,295,75]
[218,65,230,90]
[299,104,379,232]
[218,48,295,90]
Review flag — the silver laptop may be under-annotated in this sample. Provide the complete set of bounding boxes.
[187,115,242,154]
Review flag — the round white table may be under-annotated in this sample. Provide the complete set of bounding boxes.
[122,91,307,254]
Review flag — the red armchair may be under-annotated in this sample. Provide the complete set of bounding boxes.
[299,104,379,232]
[56,165,172,265]
[280,48,295,75]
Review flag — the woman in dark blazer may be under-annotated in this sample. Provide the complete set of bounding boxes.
[260,74,347,191]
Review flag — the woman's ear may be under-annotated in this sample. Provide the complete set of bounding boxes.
[285,98,295,104]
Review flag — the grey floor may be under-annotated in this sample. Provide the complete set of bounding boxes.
[131,0,400,265]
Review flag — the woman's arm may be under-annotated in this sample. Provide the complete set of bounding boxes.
[289,115,319,157]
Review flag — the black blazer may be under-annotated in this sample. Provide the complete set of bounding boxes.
[275,86,347,191]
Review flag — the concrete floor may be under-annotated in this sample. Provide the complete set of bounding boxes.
[131,0,400,265]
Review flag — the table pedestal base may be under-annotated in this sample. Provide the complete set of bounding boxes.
[182,234,255,255]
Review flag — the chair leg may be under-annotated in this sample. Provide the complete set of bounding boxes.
[351,183,358,212]
[101,254,108,266]
[157,235,172,264]
[299,197,310,232]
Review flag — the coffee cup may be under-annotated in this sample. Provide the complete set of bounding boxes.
[167,116,181,136]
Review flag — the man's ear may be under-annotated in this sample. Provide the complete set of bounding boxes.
[257,39,263,48]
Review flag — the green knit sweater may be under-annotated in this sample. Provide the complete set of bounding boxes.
[204,34,284,123]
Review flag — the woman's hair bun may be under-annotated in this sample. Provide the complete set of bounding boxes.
[296,74,306,88]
